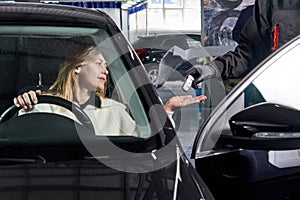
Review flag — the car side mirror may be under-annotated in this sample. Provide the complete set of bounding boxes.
[227,102,300,150]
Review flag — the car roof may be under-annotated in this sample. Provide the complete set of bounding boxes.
[132,33,201,50]
[0,2,111,27]
[138,32,200,38]
[134,33,201,42]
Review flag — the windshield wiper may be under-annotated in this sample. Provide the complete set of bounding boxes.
[0,156,46,165]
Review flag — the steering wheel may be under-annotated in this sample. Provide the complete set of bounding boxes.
[0,95,95,133]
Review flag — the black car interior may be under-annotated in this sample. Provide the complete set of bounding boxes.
[0,36,63,114]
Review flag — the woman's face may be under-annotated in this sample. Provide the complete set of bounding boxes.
[77,51,109,92]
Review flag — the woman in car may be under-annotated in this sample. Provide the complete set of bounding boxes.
[14,36,206,136]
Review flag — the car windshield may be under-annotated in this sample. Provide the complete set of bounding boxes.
[0,25,157,138]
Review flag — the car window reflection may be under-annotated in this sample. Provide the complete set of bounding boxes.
[252,44,300,110]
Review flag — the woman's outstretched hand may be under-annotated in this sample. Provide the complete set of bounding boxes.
[164,95,207,112]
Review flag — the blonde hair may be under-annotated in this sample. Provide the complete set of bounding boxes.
[46,44,102,101]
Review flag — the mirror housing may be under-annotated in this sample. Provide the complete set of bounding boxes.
[230,102,300,136]
[221,103,300,150]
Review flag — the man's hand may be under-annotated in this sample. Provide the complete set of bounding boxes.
[13,90,41,111]
[185,64,220,89]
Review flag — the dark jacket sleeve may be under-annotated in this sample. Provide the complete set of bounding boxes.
[211,0,273,80]
[232,5,254,43]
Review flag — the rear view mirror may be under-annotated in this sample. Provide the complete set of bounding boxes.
[227,102,300,150]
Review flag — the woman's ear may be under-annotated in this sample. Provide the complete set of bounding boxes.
[75,66,81,74]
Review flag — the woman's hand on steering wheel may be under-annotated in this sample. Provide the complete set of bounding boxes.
[13,90,42,111]
[3,95,95,133]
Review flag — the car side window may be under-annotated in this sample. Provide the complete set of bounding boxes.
[233,42,300,128]
[162,37,188,50]
[186,38,201,48]
[250,44,300,110]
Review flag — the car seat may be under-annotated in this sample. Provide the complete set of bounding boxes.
[0,37,19,114]
[16,37,66,94]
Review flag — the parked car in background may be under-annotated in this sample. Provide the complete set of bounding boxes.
[192,35,300,200]
[0,2,213,200]
[131,33,202,82]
